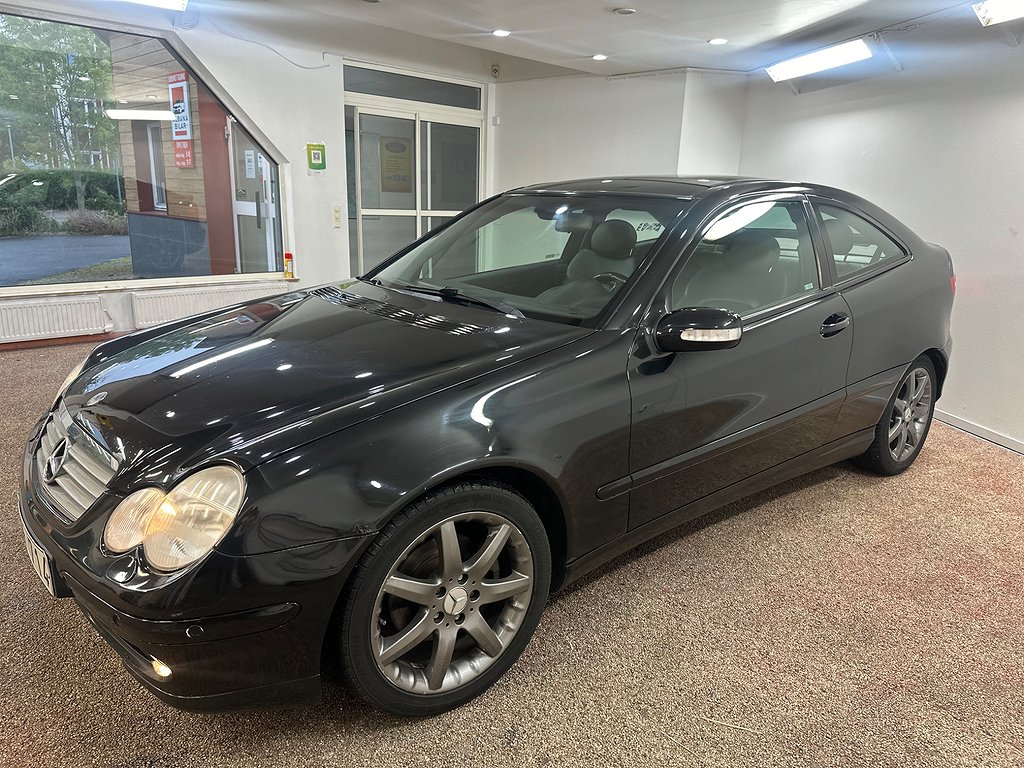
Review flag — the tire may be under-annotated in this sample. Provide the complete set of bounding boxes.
[853,355,937,475]
[339,481,551,716]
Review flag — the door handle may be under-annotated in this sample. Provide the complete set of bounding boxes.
[820,313,850,338]
[255,190,263,230]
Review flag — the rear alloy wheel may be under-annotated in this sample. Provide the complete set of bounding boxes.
[854,355,937,475]
[340,482,550,716]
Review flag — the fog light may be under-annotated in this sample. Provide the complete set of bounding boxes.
[151,658,172,679]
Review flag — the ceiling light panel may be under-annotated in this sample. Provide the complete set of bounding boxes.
[765,38,872,83]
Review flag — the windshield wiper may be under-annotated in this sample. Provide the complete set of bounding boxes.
[395,284,523,317]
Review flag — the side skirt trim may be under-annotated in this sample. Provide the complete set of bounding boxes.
[562,427,874,589]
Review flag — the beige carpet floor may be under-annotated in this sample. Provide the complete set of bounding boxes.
[1,342,1022,768]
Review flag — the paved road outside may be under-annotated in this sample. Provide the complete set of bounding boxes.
[0,234,130,285]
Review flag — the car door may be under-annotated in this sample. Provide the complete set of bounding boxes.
[627,194,854,529]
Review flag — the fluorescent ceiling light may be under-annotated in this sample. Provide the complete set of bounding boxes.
[765,38,872,82]
[118,0,189,9]
[105,109,173,121]
[592,53,608,61]
[973,0,1024,26]
[708,38,729,45]
[492,29,511,37]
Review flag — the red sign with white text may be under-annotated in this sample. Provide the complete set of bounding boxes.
[174,140,194,169]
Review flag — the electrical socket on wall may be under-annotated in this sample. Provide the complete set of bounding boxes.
[332,205,342,228]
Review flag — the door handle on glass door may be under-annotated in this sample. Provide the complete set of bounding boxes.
[820,313,850,338]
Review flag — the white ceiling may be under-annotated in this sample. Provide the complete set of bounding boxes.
[204,0,972,78]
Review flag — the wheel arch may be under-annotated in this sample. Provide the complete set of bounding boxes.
[923,347,948,399]
[325,461,570,650]
[320,462,570,686]
[458,466,568,593]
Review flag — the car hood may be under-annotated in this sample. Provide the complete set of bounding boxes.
[63,281,589,489]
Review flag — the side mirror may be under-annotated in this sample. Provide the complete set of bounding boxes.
[654,307,742,353]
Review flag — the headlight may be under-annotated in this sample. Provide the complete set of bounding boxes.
[57,358,86,399]
[103,487,165,553]
[101,466,245,572]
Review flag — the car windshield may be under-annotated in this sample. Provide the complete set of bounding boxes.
[369,194,688,326]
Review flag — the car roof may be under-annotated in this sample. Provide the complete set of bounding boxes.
[512,175,787,199]
[509,175,923,252]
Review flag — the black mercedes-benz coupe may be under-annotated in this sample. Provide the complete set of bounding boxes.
[19,177,954,715]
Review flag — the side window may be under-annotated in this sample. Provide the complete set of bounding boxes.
[670,200,819,314]
[817,204,904,279]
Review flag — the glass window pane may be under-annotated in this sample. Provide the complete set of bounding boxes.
[345,66,481,110]
[0,13,283,287]
[422,122,478,212]
[361,215,416,271]
[817,204,904,278]
[359,114,415,211]
[673,200,819,314]
[374,196,686,327]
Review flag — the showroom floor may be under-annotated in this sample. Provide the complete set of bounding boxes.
[1,343,1021,768]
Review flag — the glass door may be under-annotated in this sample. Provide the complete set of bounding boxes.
[228,119,283,273]
[346,104,482,274]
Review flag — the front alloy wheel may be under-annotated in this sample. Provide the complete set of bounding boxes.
[340,482,551,716]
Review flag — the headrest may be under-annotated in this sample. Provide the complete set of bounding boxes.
[723,229,780,269]
[590,219,637,259]
[555,211,593,233]
[824,218,855,255]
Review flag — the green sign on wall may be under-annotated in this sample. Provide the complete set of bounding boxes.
[306,142,326,175]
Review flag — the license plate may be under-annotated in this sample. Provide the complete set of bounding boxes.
[22,519,56,597]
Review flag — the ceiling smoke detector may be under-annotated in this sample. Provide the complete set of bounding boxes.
[613,7,637,14]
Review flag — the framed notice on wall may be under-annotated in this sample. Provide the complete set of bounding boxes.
[380,137,412,193]
[168,71,194,168]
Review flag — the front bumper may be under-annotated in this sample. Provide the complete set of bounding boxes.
[19,434,373,712]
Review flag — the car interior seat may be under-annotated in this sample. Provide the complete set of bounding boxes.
[824,218,855,259]
[681,230,784,312]
[536,219,638,305]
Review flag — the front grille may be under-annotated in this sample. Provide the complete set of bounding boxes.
[34,404,116,523]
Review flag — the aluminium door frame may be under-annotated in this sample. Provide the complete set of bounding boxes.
[345,95,486,274]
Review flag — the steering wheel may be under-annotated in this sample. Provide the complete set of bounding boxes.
[592,272,629,293]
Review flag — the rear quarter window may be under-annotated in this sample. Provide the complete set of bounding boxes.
[817,204,905,278]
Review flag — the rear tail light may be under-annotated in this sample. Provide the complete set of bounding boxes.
[951,274,957,295]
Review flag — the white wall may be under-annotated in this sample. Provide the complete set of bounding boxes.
[739,52,1024,450]
[677,71,748,175]
[494,69,747,191]
[493,72,687,191]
